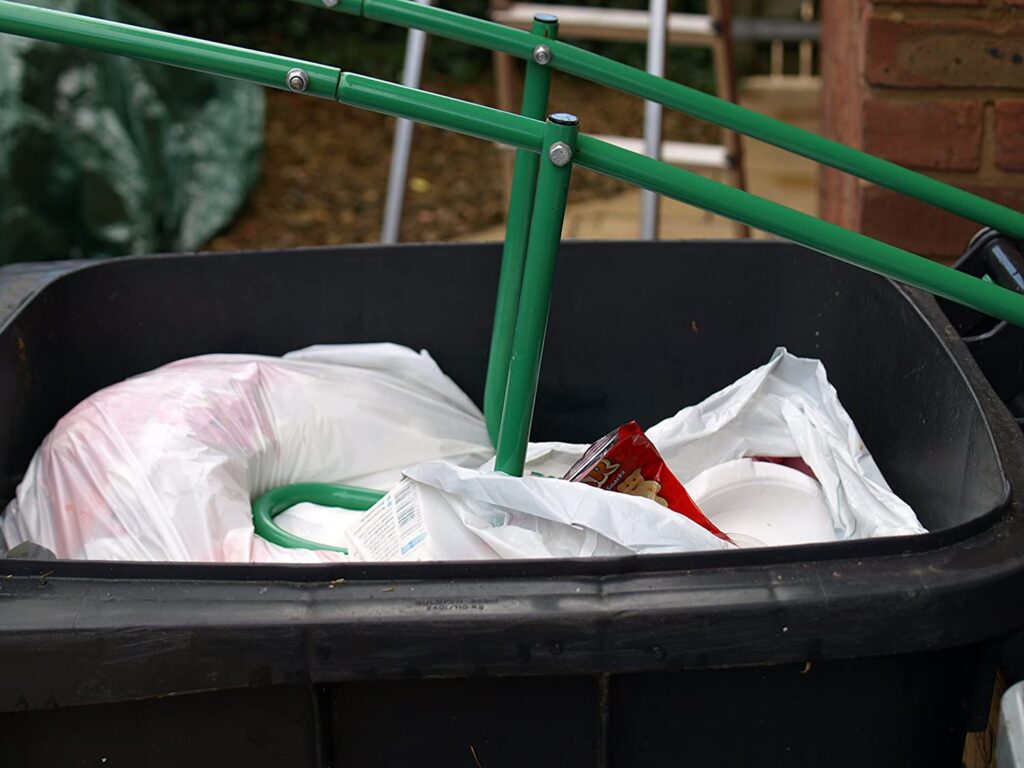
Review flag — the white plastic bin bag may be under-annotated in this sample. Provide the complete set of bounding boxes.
[1,344,492,562]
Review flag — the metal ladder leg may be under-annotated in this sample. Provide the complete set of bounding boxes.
[380,0,432,244]
[640,0,668,241]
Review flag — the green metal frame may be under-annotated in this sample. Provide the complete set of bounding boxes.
[292,0,1024,241]
[2,1,1020,325]
[2,0,1024,552]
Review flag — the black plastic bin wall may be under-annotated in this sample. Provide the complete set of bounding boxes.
[1,240,1023,768]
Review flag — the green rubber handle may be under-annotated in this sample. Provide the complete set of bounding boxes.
[251,483,385,553]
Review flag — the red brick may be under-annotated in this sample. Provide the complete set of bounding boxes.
[862,98,982,170]
[860,184,1024,259]
[996,100,1024,171]
[865,16,1024,88]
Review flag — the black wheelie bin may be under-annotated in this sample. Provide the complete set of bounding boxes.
[0,238,1022,767]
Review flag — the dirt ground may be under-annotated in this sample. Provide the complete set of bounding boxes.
[207,72,720,251]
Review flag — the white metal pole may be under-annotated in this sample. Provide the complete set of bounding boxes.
[640,0,668,240]
[380,0,432,244]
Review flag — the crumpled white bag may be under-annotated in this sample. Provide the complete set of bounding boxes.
[646,348,925,539]
[397,462,730,558]
[465,347,923,542]
[1,343,492,562]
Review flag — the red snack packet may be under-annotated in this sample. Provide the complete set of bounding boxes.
[564,421,732,542]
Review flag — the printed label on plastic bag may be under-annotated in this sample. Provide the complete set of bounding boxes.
[346,479,429,561]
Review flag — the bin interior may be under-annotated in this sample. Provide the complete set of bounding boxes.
[0,239,1009,549]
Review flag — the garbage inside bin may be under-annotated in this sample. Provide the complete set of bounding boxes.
[0,340,924,562]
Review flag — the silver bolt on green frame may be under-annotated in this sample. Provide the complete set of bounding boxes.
[485,12,558,446]
[495,113,579,476]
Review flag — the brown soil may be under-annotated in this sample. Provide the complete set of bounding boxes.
[207,73,718,251]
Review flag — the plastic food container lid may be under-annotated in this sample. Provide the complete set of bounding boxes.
[686,458,838,548]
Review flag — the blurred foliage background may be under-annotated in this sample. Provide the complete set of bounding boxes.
[117,0,797,249]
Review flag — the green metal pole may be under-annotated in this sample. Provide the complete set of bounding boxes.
[336,72,543,149]
[494,114,579,476]
[484,13,558,446]
[297,0,1024,240]
[575,135,1024,328]
[0,1,340,97]
[334,73,1024,328]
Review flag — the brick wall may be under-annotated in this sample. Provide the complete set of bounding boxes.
[820,0,1024,262]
